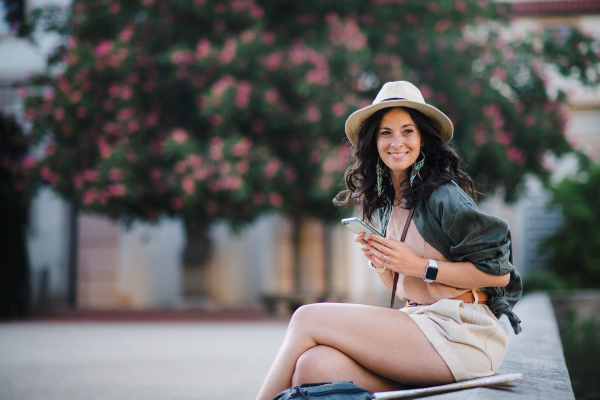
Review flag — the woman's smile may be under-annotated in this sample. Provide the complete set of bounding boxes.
[377,108,422,184]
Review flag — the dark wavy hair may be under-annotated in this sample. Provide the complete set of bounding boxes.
[334,106,476,223]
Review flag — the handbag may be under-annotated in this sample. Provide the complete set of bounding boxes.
[272,381,372,400]
[389,208,414,309]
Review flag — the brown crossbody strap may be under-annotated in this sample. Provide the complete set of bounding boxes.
[390,208,415,309]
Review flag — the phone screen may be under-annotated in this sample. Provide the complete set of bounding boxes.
[341,217,382,241]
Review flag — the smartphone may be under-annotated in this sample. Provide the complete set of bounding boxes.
[341,217,382,241]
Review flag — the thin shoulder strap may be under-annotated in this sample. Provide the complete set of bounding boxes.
[390,208,415,309]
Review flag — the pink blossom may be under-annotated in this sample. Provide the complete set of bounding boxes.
[264,89,279,103]
[95,41,113,57]
[253,193,265,204]
[235,81,252,109]
[109,168,123,181]
[71,91,82,102]
[474,125,487,147]
[40,167,58,184]
[120,26,133,42]
[182,176,195,194]
[98,138,111,158]
[121,86,133,100]
[284,167,297,182]
[261,32,275,44]
[263,52,282,70]
[54,108,65,122]
[454,0,466,11]
[82,189,97,205]
[237,160,250,174]
[210,114,223,126]
[241,30,256,43]
[231,137,252,157]
[220,38,237,64]
[269,193,283,207]
[22,156,36,170]
[83,169,99,181]
[43,88,54,100]
[108,184,126,197]
[151,168,162,180]
[219,161,231,174]
[188,154,203,167]
[384,34,399,46]
[263,158,281,178]
[109,2,120,14]
[194,167,211,180]
[147,113,158,127]
[196,39,212,60]
[320,176,333,189]
[494,131,512,145]
[310,151,321,163]
[128,120,140,133]
[332,102,346,117]
[172,128,188,144]
[306,105,321,123]
[210,138,225,160]
[17,86,27,98]
[506,147,525,165]
[117,108,134,121]
[171,197,184,210]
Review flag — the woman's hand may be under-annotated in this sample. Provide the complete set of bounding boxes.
[367,235,427,277]
[353,232,375,261]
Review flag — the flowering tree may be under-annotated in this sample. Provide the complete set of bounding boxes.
[16,0,600,225]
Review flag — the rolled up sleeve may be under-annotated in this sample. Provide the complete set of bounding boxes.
[444,203,513,276]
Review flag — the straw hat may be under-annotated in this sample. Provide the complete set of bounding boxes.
[345,81,454,146]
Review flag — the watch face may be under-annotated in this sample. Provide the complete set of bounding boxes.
[425,266,438,281]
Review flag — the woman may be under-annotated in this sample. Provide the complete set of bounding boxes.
[255,81,522,400]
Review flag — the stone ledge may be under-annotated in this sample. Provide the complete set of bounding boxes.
[423,292,574,399]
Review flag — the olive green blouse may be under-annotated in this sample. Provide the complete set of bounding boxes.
[378,180,523,334]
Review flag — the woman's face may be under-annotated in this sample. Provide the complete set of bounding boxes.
[376,108,422,184]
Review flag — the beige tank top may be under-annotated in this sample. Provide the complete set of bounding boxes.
[386,205,470,305]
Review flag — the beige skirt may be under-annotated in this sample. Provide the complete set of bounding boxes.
[401,299,509,381]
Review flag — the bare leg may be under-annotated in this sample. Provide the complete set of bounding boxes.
[255,303,453,400]
[292,345,406,392]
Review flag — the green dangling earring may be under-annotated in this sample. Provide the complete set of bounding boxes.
[409,151,425,187]
[376,158,383,197]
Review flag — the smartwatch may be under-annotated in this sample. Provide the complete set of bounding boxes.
[424,259,438,283]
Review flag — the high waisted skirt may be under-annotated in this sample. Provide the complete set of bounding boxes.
[401,298,509,381]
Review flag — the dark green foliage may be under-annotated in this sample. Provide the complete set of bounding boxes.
[541,164,600,288]
[558,310,600,400]
[0,112,31,318]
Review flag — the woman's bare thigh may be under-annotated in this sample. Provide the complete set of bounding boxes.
[292,345,407,393]
[287,302,454,386]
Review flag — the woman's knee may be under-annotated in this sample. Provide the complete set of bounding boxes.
[288,303,327,335]
[292,345,344,386]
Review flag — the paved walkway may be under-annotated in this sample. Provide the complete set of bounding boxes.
[0,294,572,400]
[0,318,288,400]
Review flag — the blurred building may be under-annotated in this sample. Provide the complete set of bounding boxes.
[1,0,599,313]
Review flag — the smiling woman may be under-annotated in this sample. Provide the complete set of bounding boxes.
[376,108,422,193]
[255,81,523,400]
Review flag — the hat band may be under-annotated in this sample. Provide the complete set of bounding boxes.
[382,97,407,101]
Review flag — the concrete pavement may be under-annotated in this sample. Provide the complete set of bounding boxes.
[0,320,288,400]
[0,294,573,400]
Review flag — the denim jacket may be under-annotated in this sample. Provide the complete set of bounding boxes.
[378,181,523,334]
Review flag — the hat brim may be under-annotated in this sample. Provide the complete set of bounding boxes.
[345,100,454,146]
